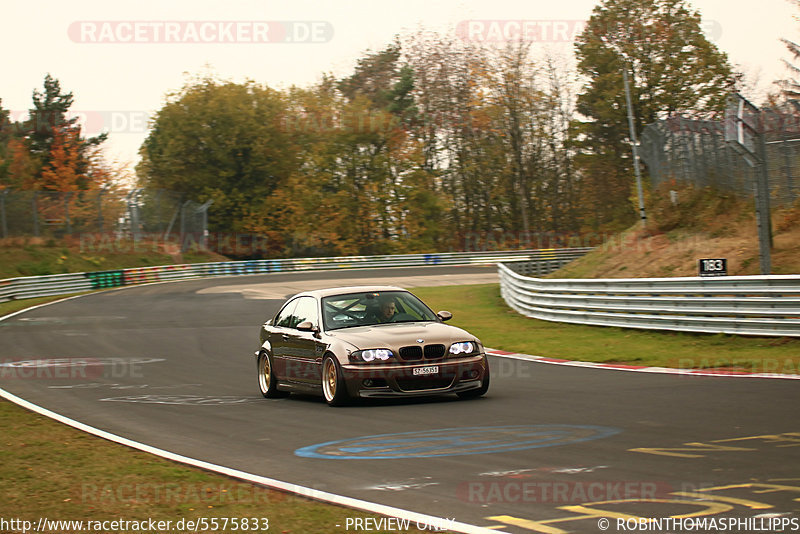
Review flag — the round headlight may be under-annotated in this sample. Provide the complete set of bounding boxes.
[374,349,392,360]
[449,342,475,355]
[354,349,393,362]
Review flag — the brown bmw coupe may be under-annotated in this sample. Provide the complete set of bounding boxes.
[255,286,490,406]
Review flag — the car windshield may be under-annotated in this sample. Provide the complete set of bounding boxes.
[321,290,438,331]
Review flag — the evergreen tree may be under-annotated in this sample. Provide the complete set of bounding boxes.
[26,74,106,160]
[337,42,402,108]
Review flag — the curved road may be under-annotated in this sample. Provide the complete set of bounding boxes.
[1,266,798,533]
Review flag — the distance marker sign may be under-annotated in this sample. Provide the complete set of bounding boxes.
[699,258,727,277]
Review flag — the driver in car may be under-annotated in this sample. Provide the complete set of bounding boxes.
[376,298,397,323]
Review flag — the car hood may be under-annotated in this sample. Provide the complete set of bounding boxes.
[325,321,477,351]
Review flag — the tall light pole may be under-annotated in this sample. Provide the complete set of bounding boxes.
[623,66,647,227]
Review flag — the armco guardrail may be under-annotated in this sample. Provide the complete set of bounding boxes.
[499,261,800,337]
[0,248,590,303]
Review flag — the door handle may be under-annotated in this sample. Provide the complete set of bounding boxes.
[282,334,290,341]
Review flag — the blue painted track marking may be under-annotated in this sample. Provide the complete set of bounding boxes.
[295,425,621,460]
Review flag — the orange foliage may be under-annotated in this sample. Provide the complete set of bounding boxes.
[6,138,36,188]
[39,128,83,191]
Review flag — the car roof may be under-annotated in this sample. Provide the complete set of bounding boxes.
[291,285,408,299]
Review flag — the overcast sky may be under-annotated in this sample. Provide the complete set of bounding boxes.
[3,0,796,168]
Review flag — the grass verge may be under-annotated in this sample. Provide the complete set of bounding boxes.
[0,236,229,279]
[412,284,800,374]
[0,399,429,534]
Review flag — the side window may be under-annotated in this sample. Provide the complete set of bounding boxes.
[274,299,299,328]
[292,297,318,329]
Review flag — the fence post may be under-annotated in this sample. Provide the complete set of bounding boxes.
[127,189,142,242]
[32,191,40,237]
[781,117,796,204]
[0,190,7,238]
[64,192,72,234]
[97,188,104,233]
[756,127,773,274]
[197,200,213,251]
[179,199,190,243]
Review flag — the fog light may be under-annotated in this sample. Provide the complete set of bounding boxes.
[363,379,374,387]
[470,370,479,379]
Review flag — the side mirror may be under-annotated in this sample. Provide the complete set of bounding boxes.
[296,321,315,332]
[437,310,453,322]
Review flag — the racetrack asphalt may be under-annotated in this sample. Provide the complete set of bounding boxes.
[1,266,798,533]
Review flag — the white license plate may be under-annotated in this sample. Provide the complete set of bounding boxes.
[413,366,439,376]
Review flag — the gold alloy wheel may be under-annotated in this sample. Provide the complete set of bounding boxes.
[259,354,271,394]
[323,357,337,401]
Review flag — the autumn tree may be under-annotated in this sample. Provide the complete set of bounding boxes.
[38,128,83,191]
[574,0,737,228]
[1,75,111,193]
[485,42,546,238]
[243,43,448,256]
[400,32,582,246]
[26,74,107,174]
[137,77,296,233]
[540,57,581,233]
[335,44,422,253]
[402,33,500,243]
[1,79,133,237]
[0,100,35,189]
[4,140,36,188]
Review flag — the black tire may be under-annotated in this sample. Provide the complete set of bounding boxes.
[457,358,490,399]
[257,352,288,398]
[321,355,350,406]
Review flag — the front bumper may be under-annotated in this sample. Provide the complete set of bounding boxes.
[341,354,487,398]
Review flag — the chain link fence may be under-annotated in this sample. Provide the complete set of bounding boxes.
[126,189,212,244]
[640,112,800,207]
[0,188,211,246]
